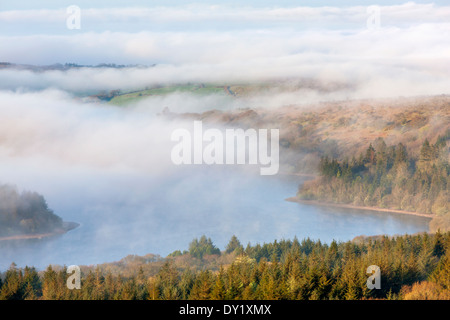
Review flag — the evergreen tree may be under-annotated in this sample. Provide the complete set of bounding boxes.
[432,231,446,258]
[365,143,376,165]
[420,139,434,162]
[189,270,213,300]
[225,235,244,254]
[156,261,180,300]
[0,264,23,300]
[189,235,221,259]
[211,267,226,300]
[394,143,408,167]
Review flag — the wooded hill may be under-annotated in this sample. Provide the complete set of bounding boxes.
[0,184,63,237]
[297,135,450,232]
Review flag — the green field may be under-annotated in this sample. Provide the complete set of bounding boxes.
[105,81,285,106]
[108,83,231,106]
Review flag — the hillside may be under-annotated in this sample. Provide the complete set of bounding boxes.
[0,62,149,72]
[101,78,350,106]
[173,94,449,160]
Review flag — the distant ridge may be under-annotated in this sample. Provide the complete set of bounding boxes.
[0,62,153,71]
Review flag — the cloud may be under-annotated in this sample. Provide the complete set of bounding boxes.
[0,89,188,173]
[2,3,450,29]
[1,2,450,64]
[1,20,450,102]
[0,2,449,101]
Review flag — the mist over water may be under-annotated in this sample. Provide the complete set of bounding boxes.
[0,89,431,271]
[0,164,429,270]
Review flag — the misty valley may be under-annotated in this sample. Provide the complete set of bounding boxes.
[1,1,450,302]
[0,166,430,270]
[0,74,447,302]
[1,77,445,271]
[0,73,449,305]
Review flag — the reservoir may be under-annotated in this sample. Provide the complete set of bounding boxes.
[0,165,430,270]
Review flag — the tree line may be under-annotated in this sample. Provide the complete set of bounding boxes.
[1,232,449,300]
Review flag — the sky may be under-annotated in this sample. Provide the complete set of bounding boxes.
[1,1,449,64]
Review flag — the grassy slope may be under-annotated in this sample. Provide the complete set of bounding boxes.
[108,83,229,106]
[106,80,329,106]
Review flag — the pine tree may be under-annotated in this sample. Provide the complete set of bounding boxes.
[189,270,213,300]
[211,267,226,300]
[225,235,244,254]
[22,266,41,299]
[189,235,221,259]
[430,251,450,290]
[326,240,339,266]
[156,261,180,300]
[178,269,195,299]
[419,139,434,163]
[432,231,445,258]
[42,265,58,300]
[365,144,376,165]
[394,143,408,167]
[0,264,23,300]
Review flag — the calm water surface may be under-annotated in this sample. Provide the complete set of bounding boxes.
[0,167,429,270]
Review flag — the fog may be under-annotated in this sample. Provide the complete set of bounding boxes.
[0,88,430,270]
[1,2,450,101]
[0,1,445,269]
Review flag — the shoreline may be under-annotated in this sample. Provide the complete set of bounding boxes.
[286,197,433,219]
[0,221,79,242]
